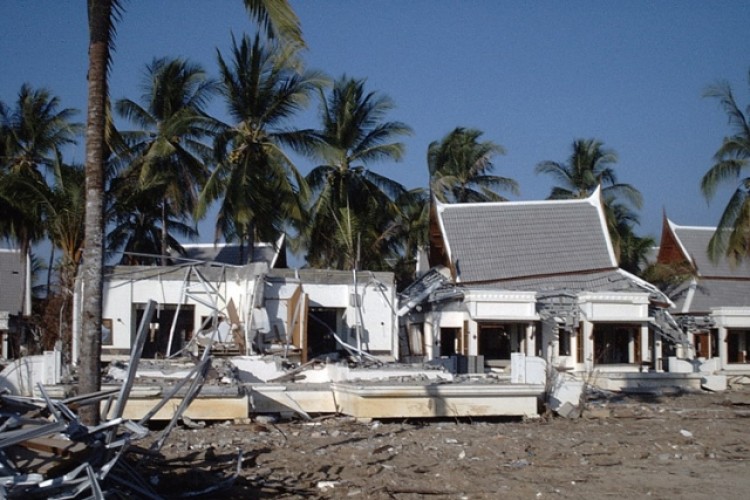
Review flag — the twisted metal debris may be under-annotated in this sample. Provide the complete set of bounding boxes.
[0,300,238,499]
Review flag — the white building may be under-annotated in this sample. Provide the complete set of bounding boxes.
[72,242,398,363]
[657,218,750,375]
[400,189,683,377]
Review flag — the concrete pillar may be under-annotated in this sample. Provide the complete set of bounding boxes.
[526,323,535,357]
[628,330,636,364]
[718,327,728,370]
[582,320,594,371]
[468,320,478,356]
[640,324,650,365]
[423,317,435,361]
[654,339,663,372]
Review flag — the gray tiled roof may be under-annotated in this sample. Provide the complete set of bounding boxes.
[670,278,750,313]
[0,249,25,314]
[671,224,750,279]
[438,194,616,283]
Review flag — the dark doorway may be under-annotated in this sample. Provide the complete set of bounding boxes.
[593,324,635,365]
[478,324,511,360]
[307,308,339,359]
[728,329,750,364]
[439,327,459,356]
[135,304,194,358]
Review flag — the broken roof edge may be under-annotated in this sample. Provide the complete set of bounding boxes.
[616,268,675,308]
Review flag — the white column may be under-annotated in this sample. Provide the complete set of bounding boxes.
[468,320,478,356]
[526,323,535,357]
[640,325,650,365]
[423,317,435,361]
[582,320,594,371]
[718,327,728,370]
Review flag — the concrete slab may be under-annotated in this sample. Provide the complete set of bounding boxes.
[111,395,249,421]
[249,384,336,414]
[332,382,543,419]
[701,375,728,392]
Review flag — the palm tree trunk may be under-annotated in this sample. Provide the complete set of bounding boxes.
[161,200,168,266]
[79,0,114,425]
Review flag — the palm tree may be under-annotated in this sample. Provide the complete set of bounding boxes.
[18,153,87,358]
[0,85,81,252]
[535,139,642,205]
[0,84,81,177]
[197,34,324,263]
[388,187,430,287]
[243,0,305,50]
[116,57,215,264]
[428,127,518,203]
[76,0,305,425]
[535,138,645,264]
[303,76,413,269]
[79,0,123,424]
[701,69,750,264]
[108,177,197,265]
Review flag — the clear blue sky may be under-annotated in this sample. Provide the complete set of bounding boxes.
[2,0,749,250]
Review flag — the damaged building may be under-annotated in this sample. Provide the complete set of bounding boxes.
[399,188,686,388]
[0,248,31,359]
[656,218,750,377]
[71,238,399,365]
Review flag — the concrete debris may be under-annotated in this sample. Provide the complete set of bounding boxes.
[701,375,728,392]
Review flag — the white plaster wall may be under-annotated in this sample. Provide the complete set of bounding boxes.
[578,292,649,321]
[102,277,249,351]
[264,280,397,355]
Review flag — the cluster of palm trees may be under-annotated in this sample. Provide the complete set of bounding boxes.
[2,55,661,290]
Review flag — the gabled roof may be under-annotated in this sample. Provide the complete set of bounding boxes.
[435,188,617,284]
[0,249,25,315]
[663,220,750,279]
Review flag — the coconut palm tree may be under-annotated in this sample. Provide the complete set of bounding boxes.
[428,127,518,203]
[16,152,87,358]
[535,139,642,205]
[243,0,305,50]
[107,174,197,265]
[535,138,645,265]
[76,0,305,425]
[303,76,412,269]
[0,85,81,252]
[197,34,325,263]
[79,0,123,424]
[701,70,750,264]
[116,57,216,264]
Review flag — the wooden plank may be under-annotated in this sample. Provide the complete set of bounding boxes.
[19,437,88,458]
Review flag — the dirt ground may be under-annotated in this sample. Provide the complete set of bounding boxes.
[136,387,750,499]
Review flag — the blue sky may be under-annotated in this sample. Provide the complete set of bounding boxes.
[2,1,749,252]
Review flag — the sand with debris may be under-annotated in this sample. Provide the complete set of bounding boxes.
[137,387,750,499]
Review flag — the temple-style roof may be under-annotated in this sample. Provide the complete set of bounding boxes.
[659,220,750,313]
[665,221,750,279]
[435,188,617,284]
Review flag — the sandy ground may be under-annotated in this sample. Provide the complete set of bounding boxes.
[136,387,750,499]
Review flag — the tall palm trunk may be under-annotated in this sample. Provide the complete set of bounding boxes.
[161,200,168,266]
[79,0,114,425]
